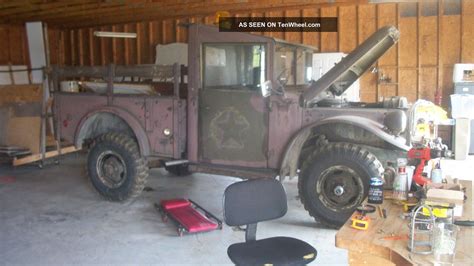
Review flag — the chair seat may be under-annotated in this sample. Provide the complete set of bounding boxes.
[227,236,317,265]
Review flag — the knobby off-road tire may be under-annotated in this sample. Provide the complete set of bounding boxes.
[298,143,383,228]
[87,132,148,201]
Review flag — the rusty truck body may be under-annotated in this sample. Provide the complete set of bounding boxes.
[54,24,410,227]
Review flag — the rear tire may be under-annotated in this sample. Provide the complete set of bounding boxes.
[298,143,383,228]
[87,132,148,201]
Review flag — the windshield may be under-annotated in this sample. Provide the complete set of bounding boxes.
[203,43,265,91]
[274,43,313,86]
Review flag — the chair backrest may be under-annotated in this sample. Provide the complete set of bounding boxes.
[224,179,287,226]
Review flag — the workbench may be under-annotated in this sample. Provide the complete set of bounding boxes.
[335,180,473,265]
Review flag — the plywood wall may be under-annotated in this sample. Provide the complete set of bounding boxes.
[2,1,473,108]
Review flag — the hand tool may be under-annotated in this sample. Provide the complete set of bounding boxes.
[351,204,376,230]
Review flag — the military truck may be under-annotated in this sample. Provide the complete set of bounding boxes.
[53,24,410,227]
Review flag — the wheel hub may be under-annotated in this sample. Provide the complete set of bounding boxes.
[316,165,364,211]
[333,185,344,196]
[96,151,127,188]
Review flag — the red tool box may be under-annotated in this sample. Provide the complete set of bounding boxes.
[155,199,222,236]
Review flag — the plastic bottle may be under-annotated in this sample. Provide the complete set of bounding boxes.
[431,161,443,183]
[393,164,408,201]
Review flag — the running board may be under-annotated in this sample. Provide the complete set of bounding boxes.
[164,160,189,167]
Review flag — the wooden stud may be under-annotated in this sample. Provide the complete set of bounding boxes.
[416,2,420,100]
[375,4,379,102]
[396,3,400,96]
[437,0,443,104]
[136,23,141,65]
[78,29,84,66]
[124,24,130,65]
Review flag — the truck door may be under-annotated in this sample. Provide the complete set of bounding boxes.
[199,43,268,168]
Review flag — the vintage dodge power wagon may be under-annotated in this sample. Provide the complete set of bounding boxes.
[54,24,409,227]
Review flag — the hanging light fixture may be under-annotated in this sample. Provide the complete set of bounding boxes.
[93,31,137,38]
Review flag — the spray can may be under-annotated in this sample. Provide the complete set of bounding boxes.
[368,175,384,204]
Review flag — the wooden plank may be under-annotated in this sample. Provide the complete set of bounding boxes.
[12,145,79,166]
[8,25,24,65]
[378,68,397,98]
[149,21,159,56]
[358,4,376,102]
[124,24,130,65]
[70,30,77,66]
[398,16,418,103]
[48,28,60,66]
[419,67,437,101]
[0,25,11,64]
[419,16,438,66]
[302,8,320,49]
[461,0,474,62]
[162,19,175,45]
[78,29,84,66]
[126,23,137,65]
[441,66,454,107]
[399,69,417,103]
[358,4,376,44]
[0,84,42,104]
[6,116,41,154]
[320,6,338,52]
[136,23,142,65]
[441,15,461,65]
[377,3,397,66]
[336,180,473,265]
[20,1,368,28]
[338,5,357,53]
[284,10,302,44]
[176,18,188,43]
[266,10,284,40]
[114,25,125,65]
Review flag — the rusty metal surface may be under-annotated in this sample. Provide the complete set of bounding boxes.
[198,89,267,167]
[56,93,108,145]
[53,64,176,80]
[54,24,411,183]
[187,24,275,167]
[267,93,303,168]
[56,92,181,158]
[149,97,174,156]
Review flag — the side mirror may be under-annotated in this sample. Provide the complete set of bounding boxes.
[261,80,272,97]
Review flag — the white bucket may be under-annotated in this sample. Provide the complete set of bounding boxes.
[60,81,79,92]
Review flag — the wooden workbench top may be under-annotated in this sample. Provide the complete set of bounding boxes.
[335,180,473,265]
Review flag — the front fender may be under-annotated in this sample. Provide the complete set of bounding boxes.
[279,115,410,177]
[75,106,151,156]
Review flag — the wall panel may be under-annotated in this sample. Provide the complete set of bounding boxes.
[2,1,473,109]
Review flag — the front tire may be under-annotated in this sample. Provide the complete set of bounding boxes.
[298,143,383,228]
[87,132,148,201]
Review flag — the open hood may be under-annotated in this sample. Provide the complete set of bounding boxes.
[300,26,400,106]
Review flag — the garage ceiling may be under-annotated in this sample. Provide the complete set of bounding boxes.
[0,0,368,28]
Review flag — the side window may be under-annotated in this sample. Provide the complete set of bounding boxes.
[203,44,265,91]
[275,44,313,86]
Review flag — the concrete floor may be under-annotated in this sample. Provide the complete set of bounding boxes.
[0,153,349,265]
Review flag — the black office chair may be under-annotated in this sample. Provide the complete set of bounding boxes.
[223,179,317,265]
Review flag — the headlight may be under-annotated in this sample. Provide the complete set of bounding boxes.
[384,110,407,136]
